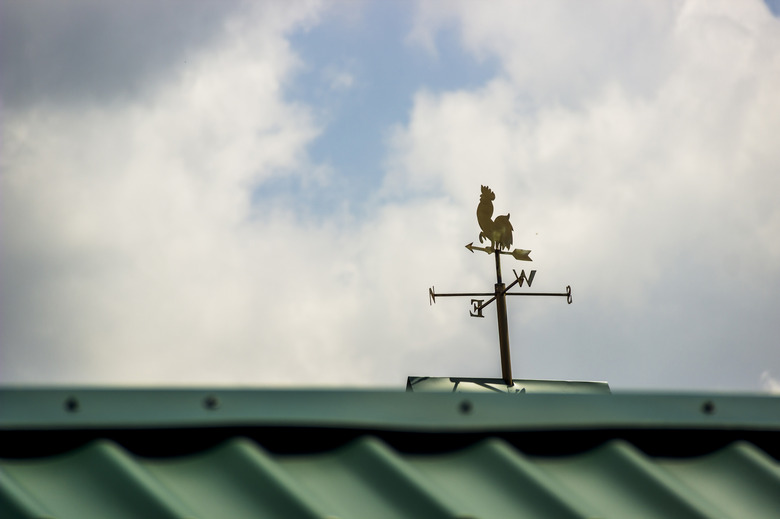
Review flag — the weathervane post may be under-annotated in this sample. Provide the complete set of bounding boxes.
[494,249,513,384]
[429,185,572,386]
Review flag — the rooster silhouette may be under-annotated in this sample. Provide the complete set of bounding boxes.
[477,185,513,251]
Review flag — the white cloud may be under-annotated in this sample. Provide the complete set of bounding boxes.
[0,2,337,384]
[2,0,779,391]
[327,69,356,91]
[1,0,484,387]
[388,0,780,389]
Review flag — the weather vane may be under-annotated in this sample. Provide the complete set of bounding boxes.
[429,185,572,386]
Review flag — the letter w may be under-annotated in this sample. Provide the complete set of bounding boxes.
[514,269,536,287]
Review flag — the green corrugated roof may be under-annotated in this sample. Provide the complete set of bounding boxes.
[3,435,779,518]
[1,388,779,519]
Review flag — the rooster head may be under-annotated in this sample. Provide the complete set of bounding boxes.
[480,185,495,202]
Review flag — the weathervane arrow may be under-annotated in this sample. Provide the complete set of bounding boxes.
[465,242,532,261]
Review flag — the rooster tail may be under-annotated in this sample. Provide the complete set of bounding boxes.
[493,213,514,250]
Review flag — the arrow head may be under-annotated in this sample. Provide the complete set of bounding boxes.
[512,249,532,261]
[465,242,475,253]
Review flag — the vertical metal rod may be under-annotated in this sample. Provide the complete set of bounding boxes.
[494,251,513,386]
[494,247,502,284]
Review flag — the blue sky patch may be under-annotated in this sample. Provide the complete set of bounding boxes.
[256,2,499,216]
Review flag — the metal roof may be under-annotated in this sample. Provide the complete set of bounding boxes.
[1,388,779,519]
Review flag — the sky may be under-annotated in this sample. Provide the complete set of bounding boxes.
[2,0,779,392]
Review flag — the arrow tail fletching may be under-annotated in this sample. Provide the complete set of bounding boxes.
[466,242,494,254]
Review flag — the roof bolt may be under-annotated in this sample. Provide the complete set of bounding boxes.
[64,396,79,413]
[203,395,220,410]
[701,400,715,415]
[459,399,473,415]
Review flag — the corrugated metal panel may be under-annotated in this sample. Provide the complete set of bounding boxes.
[2,389,779,518]
[2,435,779,519]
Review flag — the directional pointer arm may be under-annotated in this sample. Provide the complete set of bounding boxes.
[465,242,532,261]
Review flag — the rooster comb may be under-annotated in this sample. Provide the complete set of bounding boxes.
[480,185,495,200]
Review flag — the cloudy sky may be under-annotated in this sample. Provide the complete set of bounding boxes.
[2,0,779,392]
